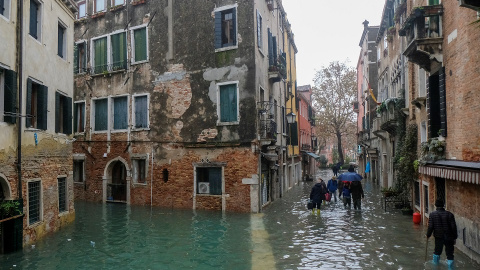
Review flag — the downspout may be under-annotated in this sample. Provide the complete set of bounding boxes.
[16,0,24,200]
[150,146,154,207]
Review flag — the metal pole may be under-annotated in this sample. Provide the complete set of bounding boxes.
[16,0,24,200]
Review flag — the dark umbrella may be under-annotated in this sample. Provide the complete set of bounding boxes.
[337,172,363,182]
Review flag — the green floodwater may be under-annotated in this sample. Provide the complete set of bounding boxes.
[1,169,480,269]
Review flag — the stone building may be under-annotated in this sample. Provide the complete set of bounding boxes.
[297,85,318,181]
[72,0,298,212]
[355,20,379,182]
[0,0,77,252]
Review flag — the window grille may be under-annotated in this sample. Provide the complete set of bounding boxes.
[58,178,67,212]
[28,181,41,224]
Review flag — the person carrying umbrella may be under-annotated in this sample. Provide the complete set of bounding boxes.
[310,178,327,215]
[327,176,338,202]
[338,165,364,210]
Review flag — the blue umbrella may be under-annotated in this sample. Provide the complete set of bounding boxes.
[338,172,363,182]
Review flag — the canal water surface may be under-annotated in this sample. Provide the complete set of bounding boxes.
[1,170,479,269]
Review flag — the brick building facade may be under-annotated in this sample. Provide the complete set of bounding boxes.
[72,0,299,212]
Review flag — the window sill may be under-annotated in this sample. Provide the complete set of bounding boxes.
[0,14,10,22]
[24,128,41,132]
[109,4,125,12]
[92,130,108,134]
[196,194,222,197]
[58,211,69,217]
[132,0,146,6]
[132,127,150,131]
[74,132,86,136]
[74,17,88,24]
[215,45,238,53]
[217,121,239,126]
[91,11,106,19]
[74,181,85,185]
[111,129,128,133]
[258,48,265,57]
[28,221,42,228]
[132,182,147,186]
[131,60,149,65]
[29,35,42,45]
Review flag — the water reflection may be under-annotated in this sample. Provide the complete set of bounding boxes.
[262,169,479,269]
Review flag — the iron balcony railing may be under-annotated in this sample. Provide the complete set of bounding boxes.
[91,61,128,75]
[259,119,277,141]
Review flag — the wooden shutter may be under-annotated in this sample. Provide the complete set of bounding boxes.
[37,84,48,130]
[112,32,126,69]
[73,43,78,74]
[26,78,32,127]
[257,10,261,49]
[289,122,298,146]
[214,11,222,49]
[272,36,277,64]
[113,97,127,129]
[94,37,107,73]
[134,28,147,62]
[58,25,64,57]
[29,0,38,38]
[268,28,273,66]
[135,95,147,128]
[220,84,237,122]
[439,67,447,137]
[4,69,17,124]
[427,73,441,138]
[231,7,237,46]
[73,103,78,132]
[209,168,222,195]
[65,96,72,134]
[55,92,60,133]
[94,99,108,131]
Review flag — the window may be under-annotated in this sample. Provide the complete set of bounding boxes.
[73,160,84,182]
[0,0,11,20]
[93,98,108,131]
[92,36,107,74]
[94,0,105,13]
[112,0,124,6]
[28,180,41,225]
[421,121,427,143]
[256,10,263,50]
[196,167,222,195]
[423,182,429,215]
[131,26,148,63]
[133,94,148,129]
[74,41,87,74]
[26,78,48,130]
[214,5,237,50]
[132,158,146,184]
[58,22,66,59]
[418,67,426,97]
[112,96,128,130]
[92,32,127,74]
[1,68,17,124]
[58,177,67,212]
[77,0,86,19]
[217,82,238,124]
[29,0,42,40]
[74,101,85,133]
[111,32,127,70]
[429,0,440,5]
[427,68,447,137]
[55,92,72,134]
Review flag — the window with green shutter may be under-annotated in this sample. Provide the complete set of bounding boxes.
[94,98,108,131]
[29,0,40,39]
[134,95,148,128]
[26,79,47,130]
[219,83,237,123]
[133,27,147,63]
[111,32,127,71]
[214,6,237,50]
[113,96,127,130]
[93,37,107,74]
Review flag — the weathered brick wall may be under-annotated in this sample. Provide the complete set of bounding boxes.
[442,2,480,161]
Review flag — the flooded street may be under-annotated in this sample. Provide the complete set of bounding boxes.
[1,170,479,269]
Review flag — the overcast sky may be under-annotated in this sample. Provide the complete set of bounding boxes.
[282,0,386,87]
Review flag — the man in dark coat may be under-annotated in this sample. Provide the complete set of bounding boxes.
[332,165,338,177]
[310,178,327,215]
[349,180,364,210]
[426,199,457,267]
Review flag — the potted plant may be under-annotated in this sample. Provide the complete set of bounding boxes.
[401,206,414,215]
[0,200,22,220]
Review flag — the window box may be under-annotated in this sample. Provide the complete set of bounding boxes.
[109,5,124,11]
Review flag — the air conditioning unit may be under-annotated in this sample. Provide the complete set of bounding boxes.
[198,182,210,194]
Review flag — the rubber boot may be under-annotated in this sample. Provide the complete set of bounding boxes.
[447,260,454,269]
[316,209,320,216]
[432,254,440,265]
[312,209,315,215]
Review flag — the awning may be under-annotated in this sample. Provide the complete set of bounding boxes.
[420,160,480,185]
[305,152,320,159]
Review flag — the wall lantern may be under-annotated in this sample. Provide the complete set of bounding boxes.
[286,112,296,124]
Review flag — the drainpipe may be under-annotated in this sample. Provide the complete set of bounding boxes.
[16,0,24,201]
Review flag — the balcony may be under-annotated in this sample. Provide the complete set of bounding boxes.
[301,144,311,151]
[259,119,277,142]
[399,5,443,73]
[372,117,386,139]
[268,53,287,83]
[91,60,128,75]
[376,98,404,135]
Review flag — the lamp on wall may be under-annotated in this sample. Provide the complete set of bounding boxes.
[286,112,296,124]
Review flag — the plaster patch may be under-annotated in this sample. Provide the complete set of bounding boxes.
[227,64,248,81]
[448,29,457,44]
[208,81,217,103]
[203,67,230,81]
[220,126,240,140]
[197,128,219,142]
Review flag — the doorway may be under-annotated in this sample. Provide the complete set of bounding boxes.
[108,161,127,202]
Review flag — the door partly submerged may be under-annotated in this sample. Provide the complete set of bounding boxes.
[107,161,127,203]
